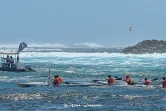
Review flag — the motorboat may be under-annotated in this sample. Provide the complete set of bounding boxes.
[0,42,35,72]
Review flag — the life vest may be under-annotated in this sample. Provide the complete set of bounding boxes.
[144,80,150,85]
[162,80,166,87]
[56,77,62,84]
[108,78,114,85]
[53,77,62,85]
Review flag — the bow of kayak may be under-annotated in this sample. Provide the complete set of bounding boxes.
[18,82,48,87]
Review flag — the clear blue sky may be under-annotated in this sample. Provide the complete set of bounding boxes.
[0,0,166,47]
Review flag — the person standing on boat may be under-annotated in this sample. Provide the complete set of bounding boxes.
[6,55,10,67]
[107,75,114,86]
[10,56,14,68]
[52,75,62,86]
[144,78,150,86]
[123,74,132,85]
[17,55,19,63]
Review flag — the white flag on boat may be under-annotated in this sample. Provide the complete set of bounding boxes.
[18,42,27,52]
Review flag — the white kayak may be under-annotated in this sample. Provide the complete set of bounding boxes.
[17,82,100,87]
[17,81,161,88]
[111,84,155,88]
[18,82,48,87]
[93,80,158,88]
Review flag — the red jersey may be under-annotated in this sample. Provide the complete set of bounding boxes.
[144,80,150,85]
[162,80,166,87]
[123,78,132,85]
[108,78,114,85]
[52,77,62,85]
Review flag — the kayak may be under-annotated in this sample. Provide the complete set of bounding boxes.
[18,82,48,87]
[111,84,155,88]
[17,82,100,87]
[17,80,161,88]
[93,81,158,88]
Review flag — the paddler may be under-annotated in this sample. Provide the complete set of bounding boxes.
[123,74,133,85]
[52,75,62,86]
[107,75,114,86]
[158,77,166,88]
[144,78,150,86]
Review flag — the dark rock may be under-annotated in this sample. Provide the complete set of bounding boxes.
[121,40,166,54]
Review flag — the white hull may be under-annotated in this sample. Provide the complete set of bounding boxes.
[18,81,160,88]
[18,82,98,87]
[18,82,48,87]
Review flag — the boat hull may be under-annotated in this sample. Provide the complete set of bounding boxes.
[0,67,25,72]
[17,81,160,88]
[0,67,36,72]
[18,82,98,87]
[18,82,48,87]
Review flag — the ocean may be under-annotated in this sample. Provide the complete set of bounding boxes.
[0,46,166,111]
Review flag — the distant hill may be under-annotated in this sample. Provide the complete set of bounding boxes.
[121,40,166,54]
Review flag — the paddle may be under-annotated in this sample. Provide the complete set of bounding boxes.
[47,69,51,85]
[151,78,158,81]
[131,75,145,85]
[115,76,122,80]
[93,80,100,82]
[63,82,70,84]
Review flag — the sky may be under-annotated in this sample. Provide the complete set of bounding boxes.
[0,0,166,47]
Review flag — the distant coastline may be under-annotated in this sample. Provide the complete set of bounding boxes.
[0,47,123,53]
[2,40,166,54]
[121,40,166,54]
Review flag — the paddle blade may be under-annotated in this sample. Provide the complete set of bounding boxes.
[152,78,158,81]
[64,82,70,84]
[93,80,100,82]
[115,78,122,80]
[115,76,122,80]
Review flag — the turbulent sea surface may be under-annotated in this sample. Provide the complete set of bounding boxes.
[1,47,166,111]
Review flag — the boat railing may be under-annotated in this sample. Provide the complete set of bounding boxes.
[0,53,18,69]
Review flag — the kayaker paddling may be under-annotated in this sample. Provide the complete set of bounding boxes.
[144,78,150,86]
[158,77,166,88]
[107,75,114,86]
[52,75,62,86]
[123,74,133,85]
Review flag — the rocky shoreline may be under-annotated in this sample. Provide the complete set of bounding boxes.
[121,40,166,54]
